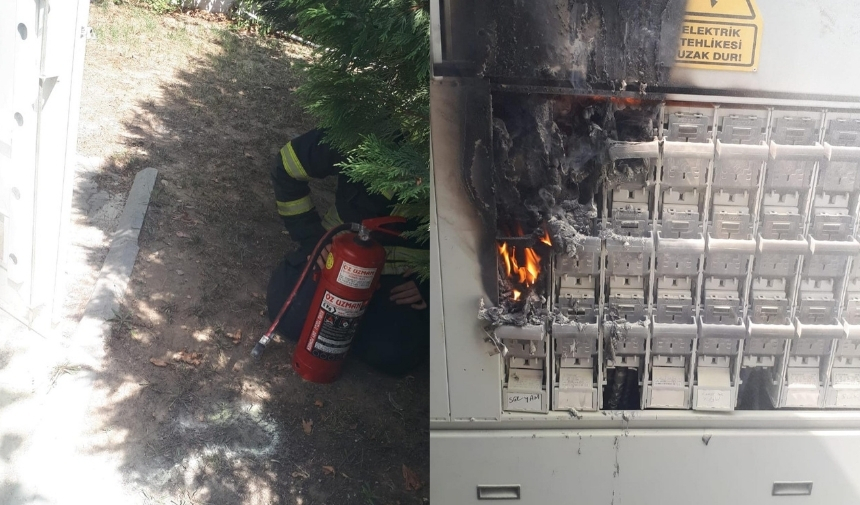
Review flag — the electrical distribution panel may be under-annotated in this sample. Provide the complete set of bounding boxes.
[494,106,860,415]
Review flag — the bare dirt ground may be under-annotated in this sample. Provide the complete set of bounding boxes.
[72,3,429,504]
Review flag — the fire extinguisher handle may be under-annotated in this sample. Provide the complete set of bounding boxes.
[360,216,407,237]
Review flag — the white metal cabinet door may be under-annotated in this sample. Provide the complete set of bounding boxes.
[430,144,451,421]
[430,79,502,421]
[0,0,89,333]
[431,429,860,504]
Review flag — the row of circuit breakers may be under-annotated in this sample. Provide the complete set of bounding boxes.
[498,107,860,414]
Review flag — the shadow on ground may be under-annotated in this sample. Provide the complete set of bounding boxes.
[74,5,429,504]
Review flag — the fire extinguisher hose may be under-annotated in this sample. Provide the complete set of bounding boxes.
[251,223,355,360]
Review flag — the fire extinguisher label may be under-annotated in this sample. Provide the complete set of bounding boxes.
[306,291,368,360]
[336,261,377,289]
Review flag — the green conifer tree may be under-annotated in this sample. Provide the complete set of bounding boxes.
[280,0,430,278]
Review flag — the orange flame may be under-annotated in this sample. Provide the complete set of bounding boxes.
[498,242,512,277]
[539,229,552,246]
[610,96,644,107]
[522,247,541,285]
[497,242,541,289]
[498,225,551,301]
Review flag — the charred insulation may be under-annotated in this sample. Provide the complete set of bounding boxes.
[483,91,658,323]
[491,93,659,254]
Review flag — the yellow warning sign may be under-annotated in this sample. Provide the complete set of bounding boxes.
[675,0,763,72]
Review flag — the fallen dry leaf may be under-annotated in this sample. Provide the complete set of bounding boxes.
[402,464,422,491]
[314,400,324,408]
[302,419,313,435]
[175,231,190,238]
[322,465,335,475]
[173,350,203,367]
[226,329,242,345]
[149,358,168,367]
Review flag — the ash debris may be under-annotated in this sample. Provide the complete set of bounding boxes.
[478,296,544,328]
[546,201,595,256]
[492,93,658,251]
[487,92,658,319]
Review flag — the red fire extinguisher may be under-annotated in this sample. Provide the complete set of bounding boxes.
[251,216,405,383]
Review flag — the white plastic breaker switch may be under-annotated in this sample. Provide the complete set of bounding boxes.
[496,325,546,369]
[760,191,801,240]
[649,366,688,408]
[655,230,703,278]
[845,260,860,325]
[612,187,650,236]
[820,118,860,192]
[810,192,852,241]
[712,114,768,188]
[558,274,597,322]
[845,283,860,325]
[750,277,789,324]
[703,277,741,324]
[606,235,652,277]
[662,112,713,187]
[503,368,547,413]
[552,322,600,411]
[711,190,752,239]
[797,278,838,325]
[803,253,849,285]
[555,237,601,277]
[603,319,649,369]
[647,321,695,409]
[695,319,745,411]
[782,365,824,408]
[655,276,694,324]
[661,188,700,239]
[767,116,824,191]
[825,321,860,408]
[754,235,806,278]
[782,322,845,408]
[744,237,802,373]
[742,336,786,368]
[705,229,754,278]
[608,275,646,321]
[554,324,599,369]
[498,325,549,413]
[694,364,734,411]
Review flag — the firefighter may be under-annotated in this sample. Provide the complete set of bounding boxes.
[266,129,430,376]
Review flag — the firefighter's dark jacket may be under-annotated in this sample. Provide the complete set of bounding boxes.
[271,129,430,303]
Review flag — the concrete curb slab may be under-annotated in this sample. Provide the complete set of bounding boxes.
[71,167,157,365]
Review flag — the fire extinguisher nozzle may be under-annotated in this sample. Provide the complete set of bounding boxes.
[251,341,267,361]
[252,334,273,361]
